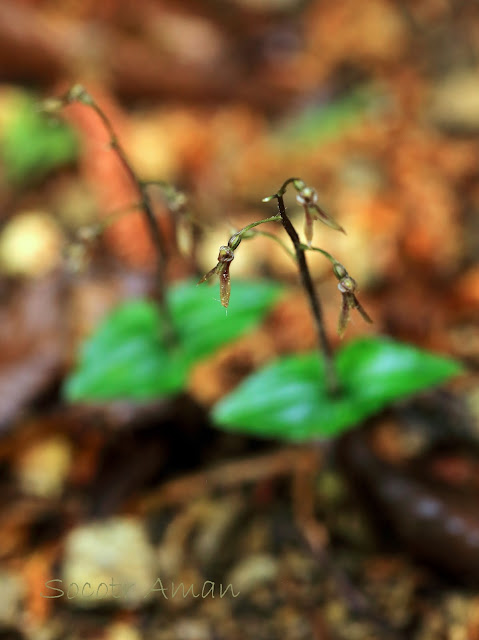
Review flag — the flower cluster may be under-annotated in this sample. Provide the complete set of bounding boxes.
[200,178,371,336]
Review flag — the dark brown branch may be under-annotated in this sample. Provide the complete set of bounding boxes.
[276,194,339,394]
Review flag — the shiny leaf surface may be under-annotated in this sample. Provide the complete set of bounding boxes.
[212,337,463,441]
[65,279,281,401]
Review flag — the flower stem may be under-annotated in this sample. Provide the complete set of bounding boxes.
[299,244,338,265]
[276,194,339,395]
[240,215,282,232]
[65,87,175,345]
[248,230,296,261]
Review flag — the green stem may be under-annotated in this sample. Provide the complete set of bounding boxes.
[299,244,338,265]
[262,177,301,202]
[249,230,296,261]
[228,215,281,250]
[240,215,281,233]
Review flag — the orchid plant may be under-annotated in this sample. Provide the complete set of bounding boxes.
[200,178,461,441]
[199,177,373,396]
[199,178,371,337]
[45,86,460,443]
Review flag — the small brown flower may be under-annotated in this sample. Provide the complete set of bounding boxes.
[198,245,235,308]
[295,185,345,245]
[337,274,372,337]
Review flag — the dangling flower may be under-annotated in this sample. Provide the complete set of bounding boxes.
[336,274,372,337]
[198,245,235,308]
[330,262,372,337]
[303,206,314,247]
[295,184,345,246]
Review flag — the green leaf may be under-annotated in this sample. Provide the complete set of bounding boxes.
[171,279,280,361]
[212,336,463,441]
[65,301,184,401]
[1,95,78,185]
[64,279,281,401]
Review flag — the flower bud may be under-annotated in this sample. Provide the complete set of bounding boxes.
[296,186,318,207]
[338,276,357,293]
[218,246,235,263]
[293,179,306,192]
[67,85,93,105]
[228,232,242,251]
[169,192,188,213]
[333,262,348,280]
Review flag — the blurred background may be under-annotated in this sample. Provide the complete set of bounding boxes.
[1,0,479,638]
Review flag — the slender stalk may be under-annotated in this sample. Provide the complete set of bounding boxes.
[87,104,169,264]
[65,88,175,344]
[248,230,296,261]
[87,201,143,232]
[227,215,281,250]
[276,194,339,394]
[240,215,281,232]
[299,244,337,264]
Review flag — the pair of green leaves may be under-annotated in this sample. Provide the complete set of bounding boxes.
[66,279,462,441]
[213,337,462,441]
[65,279,281,401]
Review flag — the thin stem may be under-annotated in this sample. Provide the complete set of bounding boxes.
[66,88,175,344]
[299,244,337,265]
[140,179,170,189]
[249,230,296,261]
[238,216,281,236]
[262,177,301,202]
[97,201,143,228]
[240,215,282,233]
[88,104,170,264]
[141,180,188,214]
[227,215,281,250]
[276,194,339,395]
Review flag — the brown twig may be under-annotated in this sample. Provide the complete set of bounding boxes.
[138,445,321,512]
[62,86,175,344]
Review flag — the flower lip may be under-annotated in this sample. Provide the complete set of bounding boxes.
[296,186,318,207]
[338,276,357,293]
[218,246,235,263]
